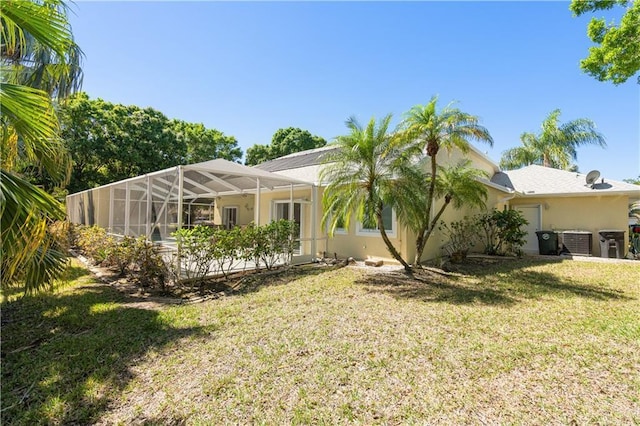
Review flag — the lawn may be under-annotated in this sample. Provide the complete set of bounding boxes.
[2,257,639,424]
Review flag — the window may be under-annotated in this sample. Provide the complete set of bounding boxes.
[356,205,396,237]
[326,213,347,235]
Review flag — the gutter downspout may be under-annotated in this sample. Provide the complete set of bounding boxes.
[499,191,517,210]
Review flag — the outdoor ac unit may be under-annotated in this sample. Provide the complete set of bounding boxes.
[560,231,592,256]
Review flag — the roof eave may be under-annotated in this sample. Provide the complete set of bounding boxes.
[515,190,640,198]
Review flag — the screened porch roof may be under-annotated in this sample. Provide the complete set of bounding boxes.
[69,158,313,200]
[182,159,312,199]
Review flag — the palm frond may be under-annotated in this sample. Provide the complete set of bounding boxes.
[1,0,73,60]
[501,109,607,171]
[1,170,67,291]
[0,83,70,183]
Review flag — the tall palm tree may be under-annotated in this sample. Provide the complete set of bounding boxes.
[1,0,82,292]
[320,115,414,271]
[399,96,493,265]
[500,109,606,170]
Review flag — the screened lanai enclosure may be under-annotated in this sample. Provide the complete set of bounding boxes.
[66,159,323,268]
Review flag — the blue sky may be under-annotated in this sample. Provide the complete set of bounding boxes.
[68,1,638,181]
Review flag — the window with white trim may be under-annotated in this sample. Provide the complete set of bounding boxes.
[326,213,347,235]
[356,205,396,237]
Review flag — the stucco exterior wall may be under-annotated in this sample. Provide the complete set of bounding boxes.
[213,194,255,226]
[437,147,498,177]
[510,195,630,257]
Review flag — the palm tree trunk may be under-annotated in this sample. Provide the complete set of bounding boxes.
[414,198,451,265]
[376,207,411,271]
[413,147,439,266]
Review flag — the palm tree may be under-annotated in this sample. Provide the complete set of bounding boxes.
[320,115,414,271]
[399,96,493,265]
[396,160,489,264]
[1,0,82,292]
[500,109,606,170]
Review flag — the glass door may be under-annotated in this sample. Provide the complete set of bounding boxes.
[223,206,238,229]
[274,202,302,254]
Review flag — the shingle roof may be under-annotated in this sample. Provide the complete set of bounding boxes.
[491,165,640,197]
[255,146,338,172]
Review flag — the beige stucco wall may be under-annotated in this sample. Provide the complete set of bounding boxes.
[213,194,255,226]
[319,183,510,265]
[437,147,498,177]
[407,185,510,264]
[510,195,630,257]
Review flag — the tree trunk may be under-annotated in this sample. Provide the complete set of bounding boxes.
[413,146,439,266]
[376,205,411,271]
[414,198,451,265]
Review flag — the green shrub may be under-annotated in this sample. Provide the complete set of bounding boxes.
[103,236,137,276]
[439,216,479,262]
[172,226,216,286]
[131,237,168,290]
[75,225,114,264]
[49,221,75,253]
[259,220,296,270]
[211,226,242,278]
[477,209,528,256]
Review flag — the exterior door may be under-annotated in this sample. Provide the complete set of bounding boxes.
[223,206,238,229]
[274,202,302,254]
[515,205,542,254]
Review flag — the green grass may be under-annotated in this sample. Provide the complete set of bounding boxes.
[2,257,639,424]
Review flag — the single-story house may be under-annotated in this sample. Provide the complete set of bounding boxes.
[66,144,640,263]
[491,165,640,257]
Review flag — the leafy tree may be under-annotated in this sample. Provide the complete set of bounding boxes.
[245,144,271,167]
[321,115,413,271]
[172,120,242,164]
[59,94,243,192]
[246,127,326,166]
[500,109,606,170]
[60,93,186,192]
[398,97,493,265]
[1,0,82,292]
[570,0,640,84]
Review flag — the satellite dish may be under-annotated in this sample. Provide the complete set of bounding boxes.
[586,170,600,186]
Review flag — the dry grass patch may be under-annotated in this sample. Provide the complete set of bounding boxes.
[3,257,639,424]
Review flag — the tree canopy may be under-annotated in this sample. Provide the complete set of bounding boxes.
[500,109,606,171]
[321,115,413,270]
[570,0,640,84]
[398,97,493,265]
[246,127,326,166]
[59,93,242,193]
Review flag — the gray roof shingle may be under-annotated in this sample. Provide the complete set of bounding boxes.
[255,146,337,172]
[491,165,640,196]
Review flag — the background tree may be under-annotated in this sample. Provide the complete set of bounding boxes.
[59,93,242,192]
[399,97,494,265]
[500,109,606,171]
[623,176,640,185]
[570,0,640,84]
[172,120,242,164]
[1,0,82,292]
[245,127,326,166]
[321,115,413,271]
